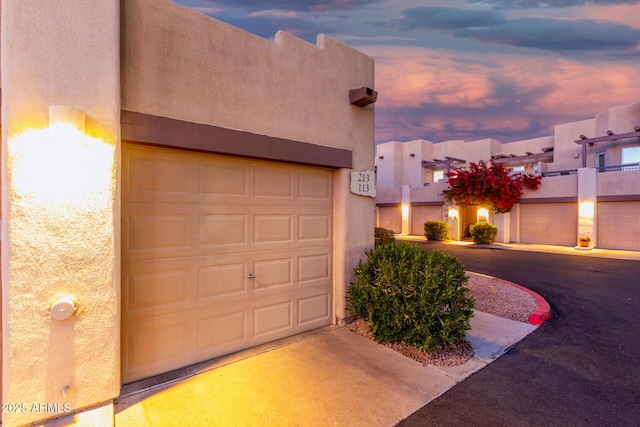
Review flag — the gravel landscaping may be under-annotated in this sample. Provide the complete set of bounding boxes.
[345,271,539,366]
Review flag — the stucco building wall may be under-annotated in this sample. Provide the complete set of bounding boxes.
[2,0,376,425]
[2,1,121,425]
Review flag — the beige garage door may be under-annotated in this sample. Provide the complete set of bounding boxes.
[520,203,577,246]
[377,206,401,233]
[410,206,442,236]
[598,201,640,250]
[122,145,333,383]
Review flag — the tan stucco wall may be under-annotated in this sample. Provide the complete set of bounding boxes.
[2,1,121,425]
[121,0,375,322]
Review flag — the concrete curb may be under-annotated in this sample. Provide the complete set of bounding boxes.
[469,271,552,326]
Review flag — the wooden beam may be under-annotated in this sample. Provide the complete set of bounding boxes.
[574,130,640,145]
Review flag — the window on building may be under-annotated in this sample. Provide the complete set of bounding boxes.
[596,151,606,171]
[433,170,444,183]
[510,166,525,172]
[622,146,640,164]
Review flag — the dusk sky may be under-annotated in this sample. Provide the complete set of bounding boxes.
[175,0,640,145]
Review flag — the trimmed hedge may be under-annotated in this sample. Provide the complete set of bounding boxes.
[374,227,396,245]
[469,222,498,244]
[347,241,474,351]
[424,220,450,241]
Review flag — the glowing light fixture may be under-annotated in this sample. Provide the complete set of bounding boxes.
[49,105,86,139]
[448,207,458,219]
[477,207,489,222]
[9,106,114,212]
[579,201,594,218]
[401,204,410,235]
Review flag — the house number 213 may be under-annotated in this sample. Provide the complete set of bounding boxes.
[350,170,376,198]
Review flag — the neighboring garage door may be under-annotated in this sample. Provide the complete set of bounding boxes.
[520,203,577,246]
[377,206,401,233]
[598,201,640,251]
[122,144,333,383]
[410,206,442,235]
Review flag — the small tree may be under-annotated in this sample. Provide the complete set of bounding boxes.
[442,160,541,213]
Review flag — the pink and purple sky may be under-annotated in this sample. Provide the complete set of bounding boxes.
[175,0,640,145]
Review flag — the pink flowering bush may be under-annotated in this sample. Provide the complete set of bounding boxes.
[442,160,541,213]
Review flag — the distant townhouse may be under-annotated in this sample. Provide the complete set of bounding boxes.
[375,103,640,251]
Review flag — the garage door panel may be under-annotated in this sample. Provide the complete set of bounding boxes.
[298,293,330,325]
[377,206,401,233]
[199,163,248,195]
[129,157,192,194]
[298,171,331,200]
[299,214,331,240]
[125,320,195,380]
[598,202,640,250]
[410,206,442,235]
[253,258,292,289]
[253,301,292,337]
[198,263,247,299]
[254,215,292,243]
[125,268,190,312]
[123,145,333,383]
[254,168,293,197]
[199,214,248,246]
[129,214,191,251]
[298,254,330,283]
[520,203,577,246]
[197,311,246,351]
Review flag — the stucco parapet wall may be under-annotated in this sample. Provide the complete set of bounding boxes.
[375,186,402,204]
[597,169,640,197]
[121,0,375,161]
[410,181,448,202]
[520,174,578,200]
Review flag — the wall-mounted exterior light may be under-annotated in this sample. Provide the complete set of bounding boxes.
[49,105,86,139]
[579,201,595,218]
[448,207,458,219]
[477,207,489,222]
[401,204,410,235]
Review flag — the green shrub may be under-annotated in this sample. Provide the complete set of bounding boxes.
[424,220,450,241]
[374,227,396,246]
[347,241,474,351]
[469,222,498,244]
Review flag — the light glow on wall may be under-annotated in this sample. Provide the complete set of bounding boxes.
[9,107,114,212]
[579,201,595,218]
[448,207,458,219]
[477,207,489,222]
[401,204,409,235]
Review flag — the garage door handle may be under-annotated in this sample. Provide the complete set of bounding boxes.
[247,273,256,279]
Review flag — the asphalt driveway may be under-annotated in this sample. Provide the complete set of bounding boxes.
[399,243,640,426]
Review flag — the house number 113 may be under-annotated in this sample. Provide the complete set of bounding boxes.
[350,170,376,198]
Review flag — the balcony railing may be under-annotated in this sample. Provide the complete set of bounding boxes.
[541,169,577,177]
[596,163,640,173]
[541,163,640,177]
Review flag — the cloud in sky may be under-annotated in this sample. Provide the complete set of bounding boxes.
[466,0,640,9]
[196,0,383,12]
[176,0,640,144]
[456,18,640,54]
[395,7,507,30]
[367,43,638,143]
